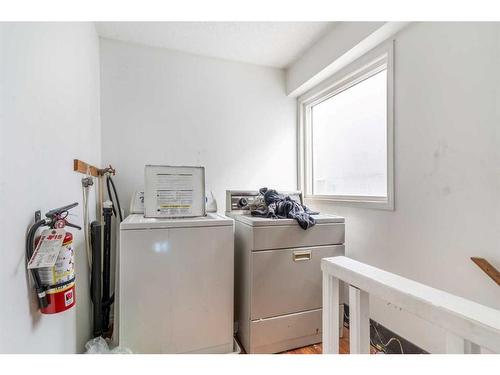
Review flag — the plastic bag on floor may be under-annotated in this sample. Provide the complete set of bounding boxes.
[85,337,109,354]
[85,337,132,354]
[110,345,133,354]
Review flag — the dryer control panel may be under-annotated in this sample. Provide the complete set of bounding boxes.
[225,190,303,214]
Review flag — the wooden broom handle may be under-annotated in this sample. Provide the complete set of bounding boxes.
[471,257,500,287]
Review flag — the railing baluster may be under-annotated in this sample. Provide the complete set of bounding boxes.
[322,272,340,353]
[446,332,466,353]
[480,347,494,354]
[452,338,482,353]
[349,285,370,354]
[464,340,481,354]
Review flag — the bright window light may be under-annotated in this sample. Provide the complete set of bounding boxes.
[311,70,387,197]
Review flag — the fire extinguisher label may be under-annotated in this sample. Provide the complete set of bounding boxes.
[27,229,66,269]
[64,289,74,306]
[39,242,75,291]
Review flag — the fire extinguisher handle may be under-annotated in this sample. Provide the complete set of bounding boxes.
[45,202,79,219]
[65,221,82,230]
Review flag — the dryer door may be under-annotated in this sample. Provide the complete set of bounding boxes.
[250,245,344,320]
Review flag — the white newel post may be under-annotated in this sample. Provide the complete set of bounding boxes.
[349,285,370,354]
[322,271,340,354]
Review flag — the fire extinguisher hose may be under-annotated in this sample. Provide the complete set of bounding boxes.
[25,218,49,308]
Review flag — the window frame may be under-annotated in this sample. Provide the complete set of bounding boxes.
[297,41,394,210]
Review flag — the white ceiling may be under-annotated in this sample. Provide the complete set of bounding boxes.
[95,22,335,68]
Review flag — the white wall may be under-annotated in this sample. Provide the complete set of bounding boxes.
[0,23,101,353]
[300,22,500,353]
[100,38,296,213]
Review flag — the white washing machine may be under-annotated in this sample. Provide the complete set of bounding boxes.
[118,213,234,353]
[226,190,345,353]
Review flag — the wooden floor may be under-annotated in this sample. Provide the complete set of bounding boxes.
[236,326,379,354]
[282,327,378,354]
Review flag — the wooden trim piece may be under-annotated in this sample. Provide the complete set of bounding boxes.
[73,159,115,177]
[73,159,99,177]
[471,257,500,287]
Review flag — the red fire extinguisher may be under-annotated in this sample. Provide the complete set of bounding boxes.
[26,203,81,314]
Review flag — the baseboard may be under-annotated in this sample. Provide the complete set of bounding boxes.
[343,304,427,354]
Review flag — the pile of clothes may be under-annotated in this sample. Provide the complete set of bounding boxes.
[250,187,318,230]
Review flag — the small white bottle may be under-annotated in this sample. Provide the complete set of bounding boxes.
[206,191,218,213]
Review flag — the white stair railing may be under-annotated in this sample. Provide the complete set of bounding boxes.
[322,256,500,354]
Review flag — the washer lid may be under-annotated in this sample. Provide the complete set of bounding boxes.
[120,213,234,230]
[228,213,344,227]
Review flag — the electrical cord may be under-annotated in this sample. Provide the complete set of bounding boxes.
[372,322,404,354]
[105,177,116,217]
[343,306,404,354]
[381,337,404,354]
[106,175,123,222]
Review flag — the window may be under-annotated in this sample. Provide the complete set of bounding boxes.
[298,43,394,209]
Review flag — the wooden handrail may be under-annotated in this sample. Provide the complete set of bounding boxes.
[471,257,500,287]
[322,256,500,354]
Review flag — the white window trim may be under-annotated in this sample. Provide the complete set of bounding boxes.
[297,40,395,210]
